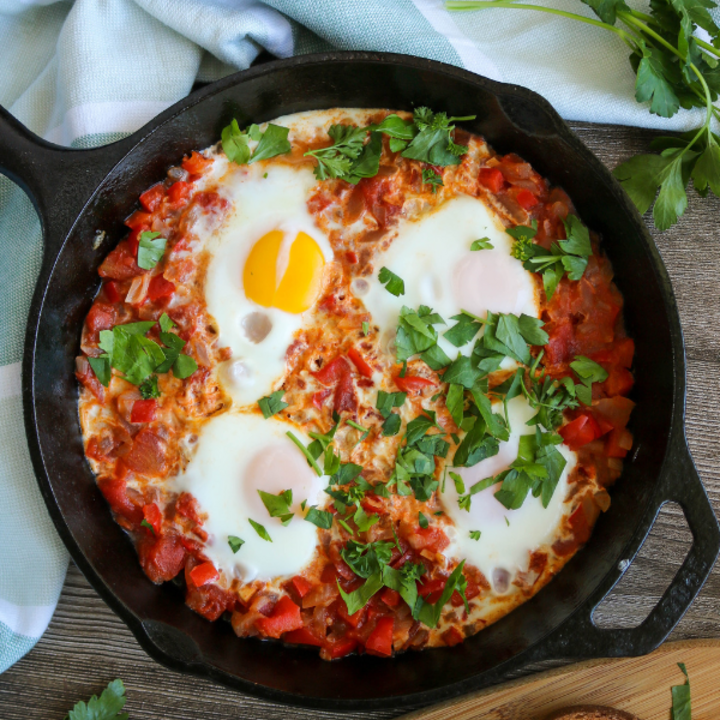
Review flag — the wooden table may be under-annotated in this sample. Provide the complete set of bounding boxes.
[1,122,719,720]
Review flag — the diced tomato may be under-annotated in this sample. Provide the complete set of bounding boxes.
[365,617,394,657]
[595,416,614,436]
[516,189,539,210]
[76,358,104,402]
[606,427,633,458]
[345,250,358,264]
[478,167,505,194]
[312,388,331,409]
[312,356,351,385]
[86,303,116,334]
[558,414,601,450]
[568,504,591,545]
[125,210,152,231]
[182,151,211,175]
[451,574,480,607]
[394,374,436,394]
[139,532,187,583]
[320,564,339,583]
[380,588,400,607]
[334,369,357,413]
[418,577,445,604]
[545,319,574,366]
[139,184,165,213]
[323,636,357,659]
[104,281,121,303]
[147,275,175,302]
[124,429,167,476]
[189,561,219,587]
[347,346,373,379]
[442,626,464,647]
[142,503,163,535]
[605,367,634,397]
[175,492,201,523]
[97,472,143,524]
[409,526,450,554]
[167,181,190,205]
[130,399,157,424]
[98,240,143,281]
[338,603,365,628]
[360,495,387,516]
[255,596,303,639]
[284,627,323,647]
[291,576,312,599]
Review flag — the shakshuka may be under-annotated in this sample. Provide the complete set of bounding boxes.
[76,108,635,659]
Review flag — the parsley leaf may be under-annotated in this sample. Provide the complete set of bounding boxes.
[248,518,272,542]
[139,375,160,399]
[304,506,334,529]
[137,231,166,270]
[671,663,691,720]
[304,124,368,181]
[444,312,483,348]
[570,355,608,405]
[258,389,288,418]
[221,118,251,164]
[418,511,429,529]
[258,488,294,525]
[88,356,111,387]
[249,123,292,164]
[228,535,245,553]
[422,167,444,192]
[382,413,402,436]
[469,530,481,541]
[470,237,494,250]
[376,390,407,418]
[338,573,384,616]
[286,431,323,476]
[378,267,405,296]
[66,679,128,720]
[401,107,475,167]
[415,560,467,627]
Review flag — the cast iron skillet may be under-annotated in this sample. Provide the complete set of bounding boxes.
[0,52,718,711]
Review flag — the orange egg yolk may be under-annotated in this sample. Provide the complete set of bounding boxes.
[243,229,325,314]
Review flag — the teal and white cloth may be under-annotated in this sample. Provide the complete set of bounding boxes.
[0,0,713,674]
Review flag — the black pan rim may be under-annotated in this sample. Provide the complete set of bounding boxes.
[12,50,716,711]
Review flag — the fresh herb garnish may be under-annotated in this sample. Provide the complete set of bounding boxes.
[401,107,476,167]
[248,518,272,542]
[140,519,155,534]
[469,530,481,541]
[470,238,494,250]
[362,321,370,336]
[222,119,291,165]
[65,678,128,720]
[378,267,405,297]
[139,374,160,399]
[258,489,294,525]
[258,389,288,418]
[137,231,166,270]
[250,123,292,163]
[422,167,444,192]
[346,418,370,441]
[570,355,609,405]
[418,511,429,529]
[304,506,334,529]
[449,0,720,230]
[286,431,323,476]
[228,535,245,553]
[304,124,381,183]
[671,663,691,720]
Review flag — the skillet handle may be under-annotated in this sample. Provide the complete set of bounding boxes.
[0,104,136,264]
[536,432,719,661]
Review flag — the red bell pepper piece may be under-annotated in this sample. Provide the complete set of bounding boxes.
[255,596,303,639]
[478,167,505,193]
[380,588,400,607]
[182,151,211,175]
[558,414,601,450]
[130,399,157,424]
[516,189,539,210]
[394,374,436,394]
[139,184,166,212]
[284,627,323,647]
[312,356,351,385]
[147,275,175,302]
[365,616,394,657]
[189,561,219,588]
[167,181,190,204]
[142,503,163,535]
[347,347,373,379]
[291,575,312,599]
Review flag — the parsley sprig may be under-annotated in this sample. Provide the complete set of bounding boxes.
[448,0,720,230]
[65,679,128,720]
[221,119,291,165]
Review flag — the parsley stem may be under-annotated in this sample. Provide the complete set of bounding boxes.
[696,37,720,59]
[445,1,638,48]
[286,431,323,476]
[617,13,685,62]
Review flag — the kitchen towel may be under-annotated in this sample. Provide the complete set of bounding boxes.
[0,0,715,673]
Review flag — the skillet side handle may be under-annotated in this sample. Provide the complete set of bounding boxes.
[535,433,720,661]
[0,104,136,262]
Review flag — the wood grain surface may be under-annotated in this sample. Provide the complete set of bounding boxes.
[399,639,720,720]
[1,121,719,720]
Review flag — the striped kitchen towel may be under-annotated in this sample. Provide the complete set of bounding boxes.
[0,0,714,673]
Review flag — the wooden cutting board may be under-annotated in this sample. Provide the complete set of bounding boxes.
[400,639,720,720]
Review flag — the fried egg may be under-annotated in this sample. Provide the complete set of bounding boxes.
[203,161,333,407]
[358,194,539,362]
[172,412,327,582]
[441,395,577,591]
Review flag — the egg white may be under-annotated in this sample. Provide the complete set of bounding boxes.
[171,412,328,582]
[441,395,577,590]
[202,161,333,408]
[359,194,539,365]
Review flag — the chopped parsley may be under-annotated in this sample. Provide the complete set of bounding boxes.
[248,518,272,542]
[470,238,494,250]
[304,506,334,529]
[65,678,127,720]
[469,530,481,541]
[378,267,405,297]
[570,355,609,405]
[140,519,155,535]
[139,375,160,399]
[228,535,245,553]
[671,663,691,720]
[304,124,381,183]
[221,119,291,165]
[257,488,294,525]
[286,431,323,476]
[362,321,370,336]
[422,167,443,192]
[257,389,288,418]
[137,231,166,270]
[418,511,429,529]
[401,107,475,167]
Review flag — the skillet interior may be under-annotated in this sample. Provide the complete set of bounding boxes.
[16,53,717,709]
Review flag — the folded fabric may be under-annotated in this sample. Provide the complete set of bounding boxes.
[0,0,713,674]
